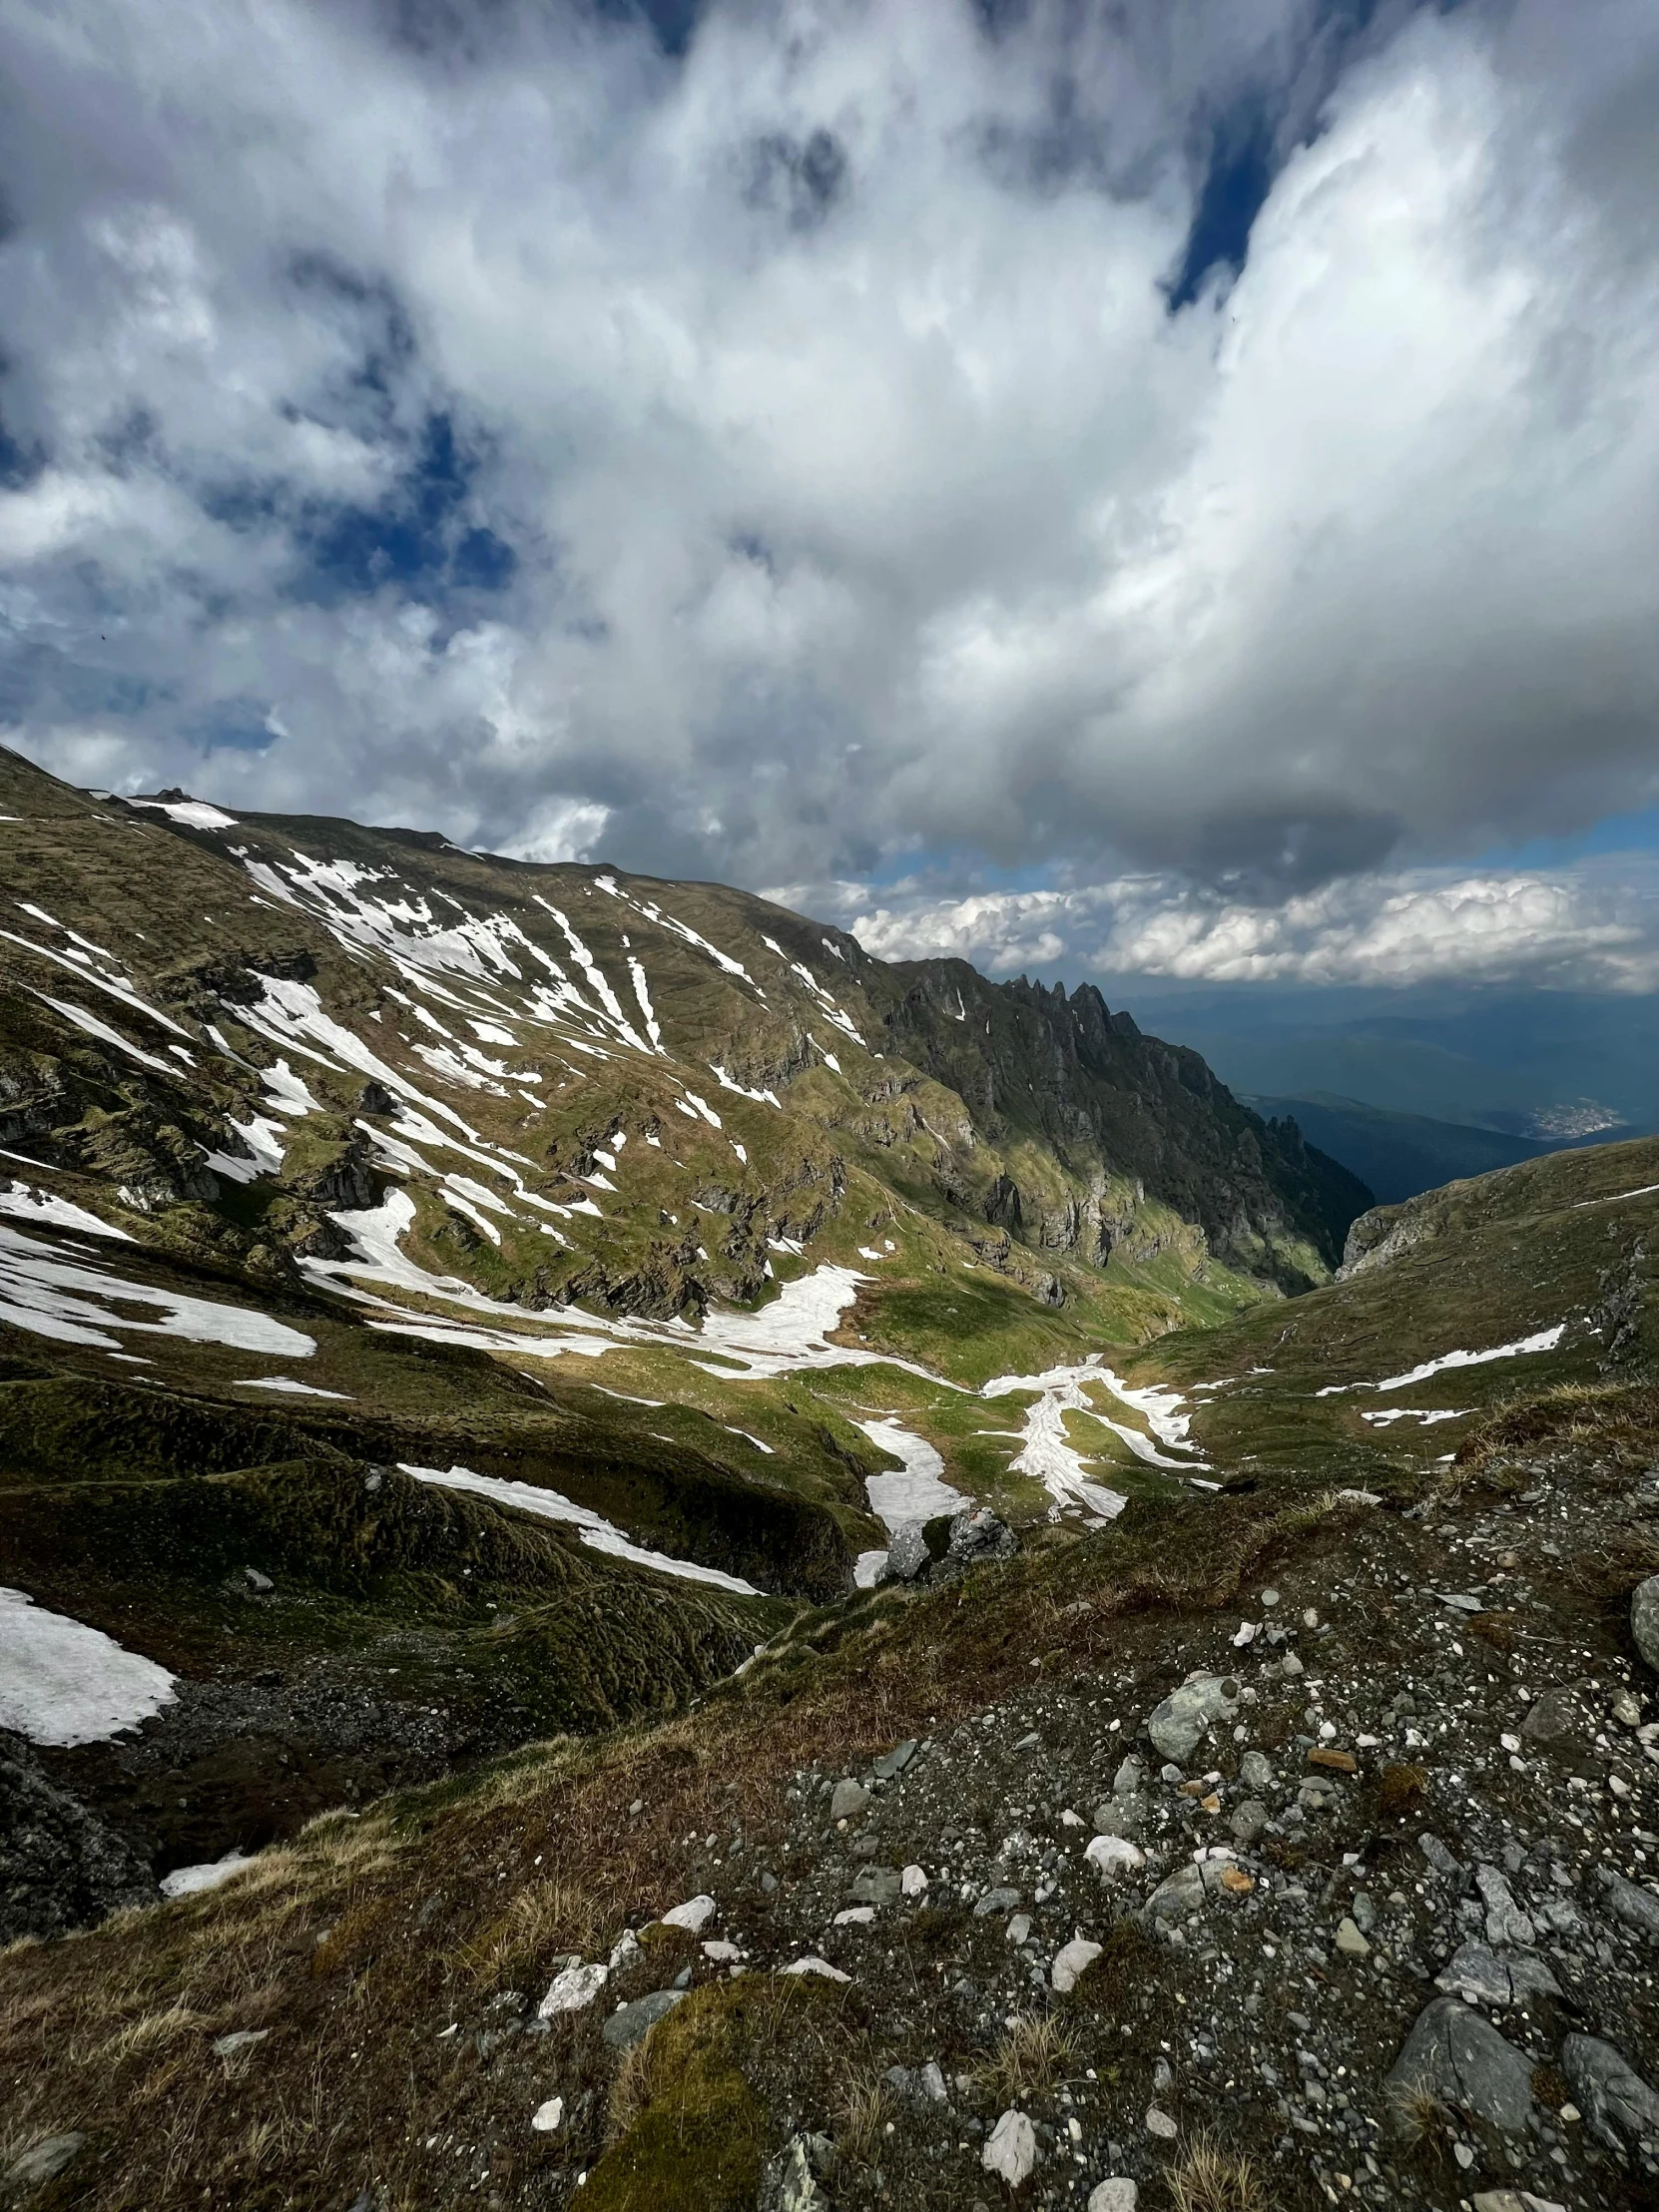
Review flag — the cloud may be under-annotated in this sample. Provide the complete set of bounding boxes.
[814,859,1659,992]
[0,0,1657,907]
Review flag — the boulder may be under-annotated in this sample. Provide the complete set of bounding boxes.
[1084,1835,1145,1882]
[885,1523,930,1582]
[940,1508,1017,1579]
[602,1988,685,2049]
[1560,2032,1659,2148]
[1385,1997,1535,2133]
[1434,1941,1562,2008]
[1597,1865,1659,1938]
[1631,1574,1659,1673]
[1146,1674,1240,1764]
[1088,2184,1137,2212]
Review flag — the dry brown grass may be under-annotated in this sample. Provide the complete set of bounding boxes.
[1162,2132,1270,2212]
[974,2011,1074,2103]
[834,2072,897,2169]
[1376,1762,1428,1819]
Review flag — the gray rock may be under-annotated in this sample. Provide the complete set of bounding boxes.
[1091,1797,1145,1841]
[942,1507,1017,1577]
[1145,1674,1240,1764]
[918,2060,947,2102]
[1335,1917,1371,1958]
[243,1565,274,1593]
[761,2134,830,2212]
[1520,1689,1578,1747]
[1148,1863,1207,1918]
[1597,1865,1659,1938]
[830,1779,870,1824]
[1088,2184,1138,2212]
[981,2107,1037,2186]
[602,1988,685,2049]
[1418,1833,1464,1882]
[871,1739,917,1782]
[1239,1750,1275,1791]
[1632,1574,1659,1673]
[212,2028,270,2058]
[0,1735,159,1943]
[1385,1997,1535,2133]
[1475,1865,1536,1946]
[2,2134,88,2195]
[1112,1754,1144,1798]
[1561,2032,1659,2148]
[972,1886,1022,1918]
[885,1524,930,1582]
[1434,1941,1562,2008]
[1228,1798,1269,1848]
[850,1866,901,1908]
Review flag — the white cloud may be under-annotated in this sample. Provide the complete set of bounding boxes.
[0,0,1656,908]
[831,859,1659,992]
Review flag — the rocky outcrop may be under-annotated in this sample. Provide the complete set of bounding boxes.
[0,1733,158,1942]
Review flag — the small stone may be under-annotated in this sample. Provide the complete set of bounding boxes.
[781,1955,851,1981]
[1281,1653,1305,1679]
[1006,1913,1032,1946]
[603,1988,686,2049]
[761,1870,780,1894]
[830,1778,870,1824]
[1520,1688,1577,1746]
[1475,1865,1535,1947]
[919,2060,947,2102]
[2,2136,88,2193]
[982,2107,1037,2186]
[1470,2193,1567,2212]
[1611,1690,1642,1727]
[1145,2105,1179,2140]
[1239,1750,1275,1791]
[660,1893,717,1934]
[1085,1835,1145,1882]
[833,1906,875,1927]
[530,2095,564,2133]
[872,1738,918,1781]
[1307,1748,1357,1774]
[1335,1918,1371,1958]
[1112,1754,1144,1797]
[1597,1865,1659,1937]
[212,2028,270,2057]
[900,1863,928,1898]
[243,1565,274,1592]
[703,1939,743,1961]
[1051,1937,1103,1993]
[1228,1798,1269,1848]
[973,1886,1022,1918]
[850,1867,901,1907]
[538,1960,607,2016]
[1088,2182,1138,2212]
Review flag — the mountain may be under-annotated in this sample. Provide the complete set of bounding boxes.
[0,745,1374,1884]
[3,1067,1656,2210]
[1239,1088,1644,1204]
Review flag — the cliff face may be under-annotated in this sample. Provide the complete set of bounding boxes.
[875,962,1371,1292]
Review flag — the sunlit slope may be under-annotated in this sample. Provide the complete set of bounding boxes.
[1134,1133,1659,1489]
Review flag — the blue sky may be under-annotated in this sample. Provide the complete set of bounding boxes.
[1,0,1657,997]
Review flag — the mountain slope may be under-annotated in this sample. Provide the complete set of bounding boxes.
[0,743,1367,1886]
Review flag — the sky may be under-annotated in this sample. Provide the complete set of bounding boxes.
[2,0,1659,998]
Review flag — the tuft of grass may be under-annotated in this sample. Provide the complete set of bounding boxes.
[834,2072,897,2169]
[1376,1762,1428,1820]
[974,2011,1074,2103]
[1162,2133,1270,2212]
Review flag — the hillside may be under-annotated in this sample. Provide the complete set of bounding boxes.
[0,1124,1655,2212]
[0,746,1378,1887]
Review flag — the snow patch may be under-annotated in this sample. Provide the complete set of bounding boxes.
[0,1586,177,1745]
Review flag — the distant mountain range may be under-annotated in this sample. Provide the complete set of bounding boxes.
[1244,1089,1645,1206]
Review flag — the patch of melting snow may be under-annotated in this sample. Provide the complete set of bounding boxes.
[0,1222,317,1355]
[233,1377,352,1398]
[1316,1325,1567,1396]
[0,1179,132,1240]
[0,1586,177,1745]
[981,1363,1133,1518]
[205,1115,287,1183]
[131,797,240,830]
[400,1463,760,1594]
[259,1058,319,1116]
[1,926,195,1038]
[30,990,177,1075]
[1574,1180,1659,1209]
[1360,1407,1470,1426]
[853,1416,964,1529]
[160,1850,253,1899]
[724,1426,775,1453]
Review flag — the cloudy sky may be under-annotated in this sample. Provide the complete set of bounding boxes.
[2,0,1658,994]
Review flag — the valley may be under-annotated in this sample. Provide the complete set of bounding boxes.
[0,748,1655,2212]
